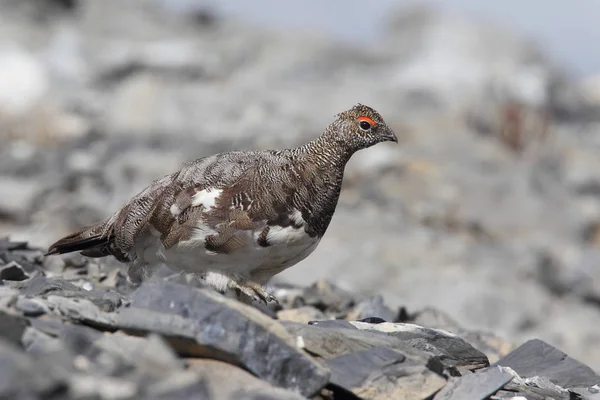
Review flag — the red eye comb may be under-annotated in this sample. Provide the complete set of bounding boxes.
[358,116,376,126]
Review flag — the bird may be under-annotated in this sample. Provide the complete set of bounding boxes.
[46,104,397,304]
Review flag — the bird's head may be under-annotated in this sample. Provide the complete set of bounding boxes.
[327,104,398,151]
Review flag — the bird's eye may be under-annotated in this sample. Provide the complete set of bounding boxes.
[358,116,376,131]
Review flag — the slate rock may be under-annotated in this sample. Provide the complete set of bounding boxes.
[324,346,446,400]
[15,296,50,316]
[145,371,210,400]
[411,307,518,363]
[344,295,396,322]
[0,238,29,252]
[69,374,138,400]
[277,305,327,324]
[570,386,600,400]
[0,261,29,281]
[0,286,18,312]
[494,339,600,389]
[8,274,78,297]
[0,337,66,398]
[22,319,195,398]
[432,366,513,400]
[21,326,64,357]
[0,311,29,345]
[95,333,183,378]
[495,369,576,400]
[115,281,330,397]
[347,321,489,370]
[308,319,358,330]
[270,284,306,309]
[285,320,479,377]
[284,320,456,398]
[9,274,123,311]
[358,317,388,324]
[45,295,118,330]
[186,359,305,400]
[284,321,429,361]
[302,280,360,314]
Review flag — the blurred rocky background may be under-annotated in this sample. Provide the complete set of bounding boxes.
[1,0,600,375]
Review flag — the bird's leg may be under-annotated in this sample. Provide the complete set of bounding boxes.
[227,275,279,305]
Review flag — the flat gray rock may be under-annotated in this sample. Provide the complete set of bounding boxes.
[344,295,397,322]
[283,322,452,398]
[324,346,446,400]
[0,312,29,346]
[186,359,305,400]
[433,366,513,400]
[15,297,49,316]
[284,321,430,363]
[277,305,327,324]
[347,321,489,370]
[0,261,29,281]
[494,339,600,388]
[8,275,123,312]
[410,307,518,364]
[301,280,360,315]
[115,281,330,397]
[294,319,488,371]
[45,295,117,330]
[0,337,66,398]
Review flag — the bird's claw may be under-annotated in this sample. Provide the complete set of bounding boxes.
[232,281,279,305]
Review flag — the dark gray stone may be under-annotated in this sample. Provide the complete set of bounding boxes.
[345,295,396,322]
[28,315,69,337]
[325,346,406,387]
[283,321,426,361]
[302,280,360,314]
[8,274,79,297]
[186,359,305,400]
[115,281,330,397]
[410,307,518,364]
[308,319,358,330]
[295,319,489,371]
[570,386,600,400]
[0,247,42,275]
[45,295,117,330]
[358,316,388,324]
[0,239,29,252]
[494,339,600,388]
[146,376,211,400]
[15,297,49,316]
[8,275,123,311]
[432,366,513,400]
[21,326,63,356]
[0,311,29,345]
[0,261,29,281]
[0,337,66,398]
[499,374,573,400]
[277,305,326,324]
[324,346,446,399]
[348,321,489,370]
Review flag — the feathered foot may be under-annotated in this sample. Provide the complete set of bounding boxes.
[228,277,279,305]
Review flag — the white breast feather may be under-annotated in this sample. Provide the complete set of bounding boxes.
[154,208,319,280]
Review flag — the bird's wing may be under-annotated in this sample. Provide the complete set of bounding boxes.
[110,150,289,253]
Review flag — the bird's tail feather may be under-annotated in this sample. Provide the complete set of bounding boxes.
[45,218,114,257]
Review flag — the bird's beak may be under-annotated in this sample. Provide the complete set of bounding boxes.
[383,129,398,143]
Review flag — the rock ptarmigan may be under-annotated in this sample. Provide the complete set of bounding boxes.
[46,104,397,303]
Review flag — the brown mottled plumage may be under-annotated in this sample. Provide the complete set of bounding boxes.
[46,104,397,303]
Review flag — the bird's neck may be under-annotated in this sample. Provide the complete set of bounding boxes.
[288,132,352,237]
[296,132,353,170]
